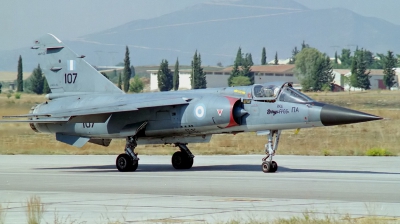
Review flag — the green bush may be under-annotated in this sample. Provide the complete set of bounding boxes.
[14,92,21,99]
[6,92,11,99]
[365,148,393,156]
[322,149,331,156]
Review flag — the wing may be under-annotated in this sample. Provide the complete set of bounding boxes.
[1,96,190,123]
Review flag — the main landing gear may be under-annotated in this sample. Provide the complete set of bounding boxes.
[171,143,194,169]
[261,130,281,173]
[116,136,139,172]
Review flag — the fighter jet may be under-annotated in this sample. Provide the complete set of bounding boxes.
[1,34,382,173]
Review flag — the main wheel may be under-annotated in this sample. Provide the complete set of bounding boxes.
[261,161,272,173]
[131,160,139,171]
[172,151,185,169]
[183,157,194,169]
[116,154,133,172]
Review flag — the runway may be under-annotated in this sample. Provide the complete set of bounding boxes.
[0,155,399,223]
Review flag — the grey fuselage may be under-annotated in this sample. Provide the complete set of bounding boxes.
[30,82,323,144]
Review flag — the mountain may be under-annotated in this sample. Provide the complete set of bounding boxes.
[2,0,400,72]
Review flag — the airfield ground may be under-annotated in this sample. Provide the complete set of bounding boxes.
[1,155,400,223]
[0,90,399,156]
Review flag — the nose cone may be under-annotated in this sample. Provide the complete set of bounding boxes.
[320,104,382,126]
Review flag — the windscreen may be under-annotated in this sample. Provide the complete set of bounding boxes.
[278,87,314,103]
[253,84,281,98]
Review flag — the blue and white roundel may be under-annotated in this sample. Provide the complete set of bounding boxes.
[194,104,206,119]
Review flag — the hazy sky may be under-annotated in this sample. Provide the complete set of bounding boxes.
[1,0,400,51]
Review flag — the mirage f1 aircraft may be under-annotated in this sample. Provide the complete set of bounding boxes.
[1,34,382,173]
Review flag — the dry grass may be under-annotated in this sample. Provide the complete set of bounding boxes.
[26,196,44,224]
[0,91,399,156]
[219,215,400,224]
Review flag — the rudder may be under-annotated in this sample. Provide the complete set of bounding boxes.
[32,34,123,94]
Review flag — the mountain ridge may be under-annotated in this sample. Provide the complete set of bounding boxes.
[1,0,399,71]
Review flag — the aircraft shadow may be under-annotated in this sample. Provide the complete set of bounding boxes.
[35,164,400,175]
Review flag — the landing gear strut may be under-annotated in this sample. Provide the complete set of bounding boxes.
[116,136,139,172]
[172,143,194,169]
[261,130,281,173]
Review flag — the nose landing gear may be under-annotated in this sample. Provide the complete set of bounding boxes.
[261,130,281,173]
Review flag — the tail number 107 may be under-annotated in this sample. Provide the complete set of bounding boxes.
[65,73,77,84]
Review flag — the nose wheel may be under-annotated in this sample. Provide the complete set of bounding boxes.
[261,161,278,173]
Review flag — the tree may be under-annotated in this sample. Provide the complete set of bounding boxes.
[295,48,334,91]
[349,56,358,90]
[274,52,279,65]
[229,48,254,86]
[340,49,352,67]
[301,40,309,50]
[357,50,371,90]
[228,60,240,86]
[17,55,23,92]
[241,53,254,84]
[123,46,132,92]
[383,50,397,90]
[289,46,299,64]
[235,47,243,66]
[30,64,44,94]
[246,53,253,66]
[231,76,251,86]
[117,73,122,90]
[173,58,179,91]
[334,51,338,64]
[157,59,173,91]
[43,78,50,94]
[191,51,207,89]
[129,76,144,93]
[261,47,267,65]
[0,82,2,93]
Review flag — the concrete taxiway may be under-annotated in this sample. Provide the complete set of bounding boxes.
[0,155,399,223]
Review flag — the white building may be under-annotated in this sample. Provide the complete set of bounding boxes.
[333,69,400,91]
[149,69,193,91]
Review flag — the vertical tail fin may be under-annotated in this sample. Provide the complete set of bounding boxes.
[32,34,123,94]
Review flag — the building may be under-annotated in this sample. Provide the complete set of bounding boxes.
[148,65,400,91]
[149,69,193,91]
[333,69,400,90]
[148,65,298,91]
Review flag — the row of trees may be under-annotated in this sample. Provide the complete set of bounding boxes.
[10,42,399,94]
[293,41,398,91]
[228,47,254,86]
[156,51,207,91]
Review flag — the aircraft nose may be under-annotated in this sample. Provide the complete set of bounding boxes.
[320,104,382,126]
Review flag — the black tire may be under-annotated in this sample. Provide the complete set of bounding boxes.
[116,154,133,172]
[271,161,278,173]
[172,151,185,169]
[183,157,194,169]
[130,160,139,171]
[261,161,272,173]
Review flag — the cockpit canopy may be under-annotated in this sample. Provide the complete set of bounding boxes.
[252,82,314,103]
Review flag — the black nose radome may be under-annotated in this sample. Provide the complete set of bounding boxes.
[320,104,382,126]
